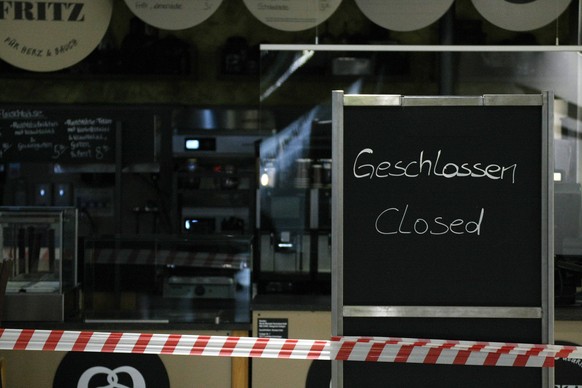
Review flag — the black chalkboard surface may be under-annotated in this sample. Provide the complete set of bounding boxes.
[332,93,553,387]
[343,104,542,307]
[0,104,167,164]
[0,106,116,163]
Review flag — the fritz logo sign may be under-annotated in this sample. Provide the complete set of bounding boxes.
[0,2,86,21]
[0,0,112,72]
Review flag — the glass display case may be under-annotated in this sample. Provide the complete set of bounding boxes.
[0,206,78,321]
[257,45,582,299]
[83,234,252,324]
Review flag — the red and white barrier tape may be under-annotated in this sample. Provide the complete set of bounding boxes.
[331,336,582,368]
[0,328,329,361]
[0,328,580,368]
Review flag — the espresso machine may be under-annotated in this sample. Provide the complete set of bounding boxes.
[256,118,332,294]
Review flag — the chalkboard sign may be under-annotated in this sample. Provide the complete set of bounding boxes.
[0,106,116,163]
[0,104,168,165]
[332,93,553,387]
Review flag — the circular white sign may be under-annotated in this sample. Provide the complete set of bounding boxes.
[472,0,572,31]
[0,0,113,72]
[354,0,454,32]
[124,0,223,31]
[243,0,342,32]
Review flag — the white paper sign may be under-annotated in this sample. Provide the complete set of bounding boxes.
[0,0,113,72]
[354,0,454,32]
[124,0,223,31]
[472,0,572,31]
[243,0,342,32]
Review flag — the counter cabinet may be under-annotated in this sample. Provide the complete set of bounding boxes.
[0,324,249,388]
[82,235,252,325]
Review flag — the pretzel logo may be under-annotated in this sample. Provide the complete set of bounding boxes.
[77,366,146,388]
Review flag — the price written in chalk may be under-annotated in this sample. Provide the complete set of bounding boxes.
[0,109,115,163]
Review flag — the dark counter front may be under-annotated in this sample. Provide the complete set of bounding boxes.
[252,294,331,312]
[82,235,253,326]
[0,320,249,388]
[556,305,582,321]
[0,295,333,388]
[1,318,251,333]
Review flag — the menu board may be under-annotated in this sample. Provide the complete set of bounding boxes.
[332,92,552,387]
[124,0,223,31]
[0,106,116,163]
[243,0,341,31]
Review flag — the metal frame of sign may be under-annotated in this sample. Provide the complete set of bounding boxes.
[331,91,554,387]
